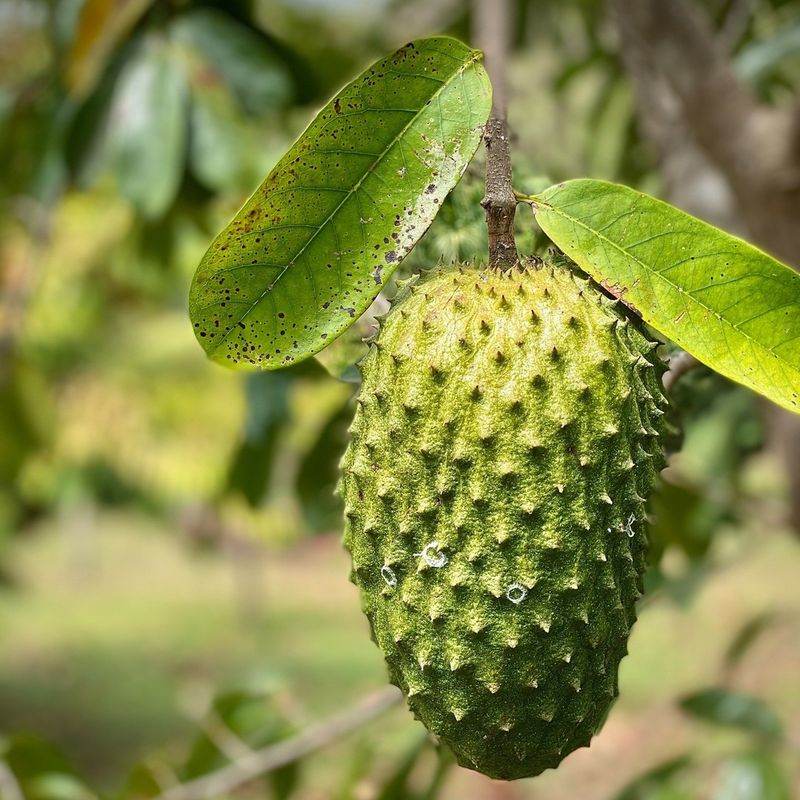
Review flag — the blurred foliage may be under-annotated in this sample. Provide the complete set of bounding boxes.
[1,0,800,798]
[180,688,299,798]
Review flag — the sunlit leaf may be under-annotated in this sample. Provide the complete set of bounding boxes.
[0,360,45,482]
[314,296,386,383]
[189,37,491,370]
[679,688,783,740]
[532,180,800,414]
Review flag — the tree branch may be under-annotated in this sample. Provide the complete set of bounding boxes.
[473,0,519,270]
[153,687,402,800]
[0,759,23,800]
[663,351,703,394]
[609,0,800,265]
[610,0,757,172]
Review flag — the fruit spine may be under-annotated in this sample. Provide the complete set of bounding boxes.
[340,263,668,779]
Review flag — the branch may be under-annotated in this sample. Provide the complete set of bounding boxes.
[609,0,800,266]
[473,0,519,270]
[153,687,402,800]
[0,760,23,800]
[663,351,703,394]
[610,0,758,176]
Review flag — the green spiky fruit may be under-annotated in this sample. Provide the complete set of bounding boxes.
[340,262,668,780]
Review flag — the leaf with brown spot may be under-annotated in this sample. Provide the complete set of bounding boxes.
[189,37,491,370]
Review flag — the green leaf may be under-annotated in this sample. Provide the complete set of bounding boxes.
[189,37,491,370]
[2,735,75,781]
[120,761,162,799]
[375,737,429,800]
[335,741,376,800]
[419,747,454,800]
[28,773,96,800]
[679,688,783,740]
[224,371,292,506]
[1,735,90,800]
[109,34,189,218]
[724,613,777,671]
[65,0,155,99]
[614,760,692,800]
[713,753,791,800]
[650,480,718,562]
[614,754,692,800]
[531,179,800,414]
[296,394,352,532]
[736,20,800,83]
[172,8,294,116]
[182,689,298,795]
[187,65,254,193]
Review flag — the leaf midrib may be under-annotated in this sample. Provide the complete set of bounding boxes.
[207,49,483,358]
[536,199,800,388]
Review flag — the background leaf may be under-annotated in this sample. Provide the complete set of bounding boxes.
[108,34,189,218]
[713,753,791,800]
[724,613,777,672]
[172,8,294,116]
[181,689,298,797]
[614,754,692,800]
[1,735,94,800]
[186,65,254,193]
[224,371,292,506]
[295,394,352,532]
[679,688,783,740]
[189,37,491,370]
[65,0,155,99]
[532,180,800,414]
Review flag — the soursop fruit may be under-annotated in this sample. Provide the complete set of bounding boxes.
[340,262,668,780]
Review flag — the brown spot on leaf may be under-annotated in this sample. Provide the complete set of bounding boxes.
[600,279,642,316]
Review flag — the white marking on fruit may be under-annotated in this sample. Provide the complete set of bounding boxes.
[416,541,448,568]
[506,583,528,604]
[381,565,397,587]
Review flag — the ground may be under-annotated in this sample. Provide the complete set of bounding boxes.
[0,511,798,798]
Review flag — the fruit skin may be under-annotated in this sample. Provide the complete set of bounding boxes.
[340,262,668,780]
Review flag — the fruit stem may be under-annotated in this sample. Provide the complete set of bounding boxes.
[474,0,519,271]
